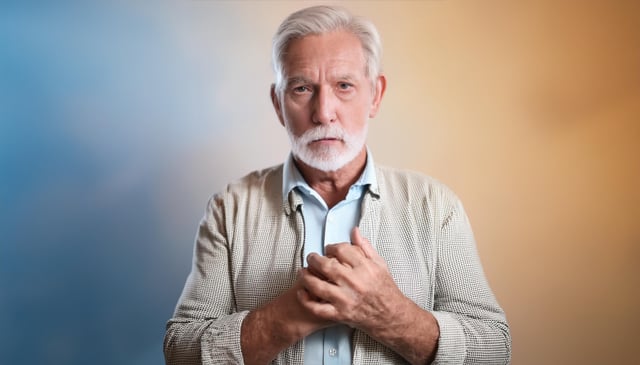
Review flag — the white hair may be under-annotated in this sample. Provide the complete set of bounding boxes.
[271,5,382,95]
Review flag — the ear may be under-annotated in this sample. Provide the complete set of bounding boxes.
[271,84,286,127]
[368,74,387,118]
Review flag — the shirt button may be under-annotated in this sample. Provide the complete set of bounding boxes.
[328,348,337,357]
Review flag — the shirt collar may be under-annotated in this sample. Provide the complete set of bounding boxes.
[282,148,379,210]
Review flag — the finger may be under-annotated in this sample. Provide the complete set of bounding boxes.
[297,289,338,320]
[324,243,365,268]
[304,257,329,281]
[306,253,349,283]
[296,286,321,304]
[350,227,377,260]
[299,267,341,303]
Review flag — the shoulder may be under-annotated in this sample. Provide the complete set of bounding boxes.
[375,165,458,202]
[225,164,283,193]
[208,164,284,211]
[374,165,470,229]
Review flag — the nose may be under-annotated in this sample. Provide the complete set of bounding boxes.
[311,86,337,124]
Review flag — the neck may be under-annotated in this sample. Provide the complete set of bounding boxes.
[294,148,367,208]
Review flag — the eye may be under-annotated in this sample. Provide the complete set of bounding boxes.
[292,85,311,93]
[337,82,353,90]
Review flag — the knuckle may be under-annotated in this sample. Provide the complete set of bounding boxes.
[333,243,352,256]
[320,257,340,273]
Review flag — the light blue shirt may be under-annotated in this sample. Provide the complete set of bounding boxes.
[282,152,377,365]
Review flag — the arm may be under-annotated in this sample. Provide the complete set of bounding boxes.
[163,196,245,364]
[429,199,511,364]
[164,196,332,365]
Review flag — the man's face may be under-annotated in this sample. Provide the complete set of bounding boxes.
[272,30,385,172]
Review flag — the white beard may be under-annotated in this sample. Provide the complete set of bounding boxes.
[287,123,368,172]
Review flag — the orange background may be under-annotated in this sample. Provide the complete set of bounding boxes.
[184,1,639,363]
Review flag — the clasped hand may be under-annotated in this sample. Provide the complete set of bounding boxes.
[297,227,406,334]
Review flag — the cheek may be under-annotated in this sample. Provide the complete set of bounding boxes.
[283,99,308,119]
[282,107,310,134]
[341,103,371,128]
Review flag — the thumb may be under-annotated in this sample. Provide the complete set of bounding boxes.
[351,226,377,259]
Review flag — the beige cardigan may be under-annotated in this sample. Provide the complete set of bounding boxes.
[164,164,511,364]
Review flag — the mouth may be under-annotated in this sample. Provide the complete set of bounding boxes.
[312,137,341,143]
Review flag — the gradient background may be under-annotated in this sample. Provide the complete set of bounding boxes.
[2,1,639,364]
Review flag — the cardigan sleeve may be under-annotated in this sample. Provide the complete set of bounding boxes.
[163,195,247,365]
[430,196,511,364]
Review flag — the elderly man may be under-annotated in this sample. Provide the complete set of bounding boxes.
[164,5,510,365]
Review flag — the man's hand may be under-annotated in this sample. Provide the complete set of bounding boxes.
[241,272,334,365]
[298,227,440,365]
[297,226,405,332]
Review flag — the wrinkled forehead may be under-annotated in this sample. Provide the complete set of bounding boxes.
[281,31,368,78]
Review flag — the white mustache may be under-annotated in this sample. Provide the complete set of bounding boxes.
[298,125,346,144]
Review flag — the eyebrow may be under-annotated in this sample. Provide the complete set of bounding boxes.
[285,76,311,86]
[286,74,358,86]
[337,74,357,82]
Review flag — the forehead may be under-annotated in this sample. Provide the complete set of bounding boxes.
[282,30,367,78]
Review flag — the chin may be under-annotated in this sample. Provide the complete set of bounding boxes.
[296,146,363,172]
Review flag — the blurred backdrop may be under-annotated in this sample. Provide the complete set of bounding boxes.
[1,1,638,364]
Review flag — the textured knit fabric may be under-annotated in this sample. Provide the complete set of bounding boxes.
[164,164,512,364]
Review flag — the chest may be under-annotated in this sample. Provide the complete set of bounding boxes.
[229,205,437,312]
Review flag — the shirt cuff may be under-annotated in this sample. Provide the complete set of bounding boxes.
[431,311,466,364]
[201,311,249,364]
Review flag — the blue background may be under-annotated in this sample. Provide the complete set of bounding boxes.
[0,2,274,363]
